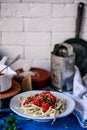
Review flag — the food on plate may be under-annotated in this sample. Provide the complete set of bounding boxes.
[19,91,66,117]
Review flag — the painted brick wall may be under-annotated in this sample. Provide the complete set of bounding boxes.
[0,0,87,71]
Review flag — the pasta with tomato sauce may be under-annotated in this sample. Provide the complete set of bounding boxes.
[19,91,66,117]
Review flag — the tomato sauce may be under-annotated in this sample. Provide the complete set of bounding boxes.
[0,72,4,76]
[23,91,57,112]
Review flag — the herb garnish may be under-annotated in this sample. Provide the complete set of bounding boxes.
[2,113,17,130]
[46,96,53,104]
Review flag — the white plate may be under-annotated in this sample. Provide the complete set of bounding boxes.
[10,90,75,122]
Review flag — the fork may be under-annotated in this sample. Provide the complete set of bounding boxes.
[51,109,57,125]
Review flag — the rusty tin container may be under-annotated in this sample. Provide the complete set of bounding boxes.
[51,43,75,92]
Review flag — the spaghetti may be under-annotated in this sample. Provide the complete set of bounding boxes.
[19,91,66,117]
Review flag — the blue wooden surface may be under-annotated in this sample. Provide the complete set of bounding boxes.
[0,108,87,130]
[0,87,87,130]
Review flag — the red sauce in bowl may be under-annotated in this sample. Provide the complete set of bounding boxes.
[0,72,4,76]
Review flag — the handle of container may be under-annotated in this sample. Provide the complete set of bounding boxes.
[62,43,73,56]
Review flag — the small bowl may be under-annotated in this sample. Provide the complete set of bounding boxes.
[0,72,12,92]
[0,64,17,93]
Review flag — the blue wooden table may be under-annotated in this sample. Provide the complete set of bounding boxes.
[0,108,87,130]
[0,86,87,130]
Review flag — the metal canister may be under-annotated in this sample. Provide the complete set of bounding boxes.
[51,43,75,92]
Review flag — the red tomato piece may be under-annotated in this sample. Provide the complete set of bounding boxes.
[40,91,56,103]
[47,93,56,103]
[41,102,51,112]
[23,99,29,106]
[40,91,49,97]
[41,91,56,104]
[32,96,44,107]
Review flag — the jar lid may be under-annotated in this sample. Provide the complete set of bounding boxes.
[53,43,74,57]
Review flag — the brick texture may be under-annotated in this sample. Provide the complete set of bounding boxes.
[2,32,51,46]
[0,0,20,2]
[0,18,23,31]
[22,0,74,3]
[0,0,87,71]
[1,3,51,17]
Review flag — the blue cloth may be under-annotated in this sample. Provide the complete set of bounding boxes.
[0,109,87,130]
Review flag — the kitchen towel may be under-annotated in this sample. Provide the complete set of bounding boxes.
[66,66,87,128]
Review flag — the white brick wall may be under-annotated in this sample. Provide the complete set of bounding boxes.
[52,32,75,45]
[52,4,77,17]
[0,0,20,2]
[75,0,87,3]
[22,0,74,3]
[0,0,87,71]
[0,18,23,31]
[2,32,51,46]
[24,18,75,32]
[0,46,23,58]
[0,33,2,45]
[1,3,51,17]
[25,46,51,59]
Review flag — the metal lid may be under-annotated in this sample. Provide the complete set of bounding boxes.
[53,43,74,57]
